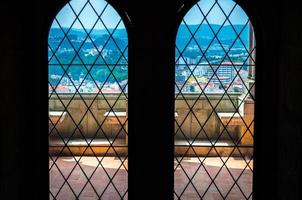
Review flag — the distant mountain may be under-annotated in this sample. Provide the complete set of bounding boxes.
[49,24,248,42]
[77,34,127,50]
[49,28,127,51]
[90,29,128,40]
[48,24,248,54]
[176,24,249,49]
[49,28,87,38]
[177,24,248,40]
[49,27,127,40]
[94,34,127,49]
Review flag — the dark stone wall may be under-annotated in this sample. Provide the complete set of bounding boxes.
[0,0,301,199]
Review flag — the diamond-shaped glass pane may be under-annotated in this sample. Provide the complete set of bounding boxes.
[175,0,255,199]
[49,0,128,199]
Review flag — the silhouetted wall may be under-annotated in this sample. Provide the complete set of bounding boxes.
[0,0,301,199]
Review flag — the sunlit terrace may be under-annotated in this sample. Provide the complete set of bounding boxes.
[49,93,254,199]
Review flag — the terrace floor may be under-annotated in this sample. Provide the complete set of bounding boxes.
[49,156,252,200]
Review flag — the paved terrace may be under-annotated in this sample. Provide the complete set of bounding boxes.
[49,156,253,200]
[49,93,253,199]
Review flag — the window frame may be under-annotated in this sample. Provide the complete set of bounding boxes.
[2,0,296,199]
[46,0,261,199]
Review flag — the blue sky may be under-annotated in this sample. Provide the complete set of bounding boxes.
[52,0,123,29]
[51,0,248,29]
[183,0,249,25]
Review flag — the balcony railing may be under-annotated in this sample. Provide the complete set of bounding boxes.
[49,93,253,156]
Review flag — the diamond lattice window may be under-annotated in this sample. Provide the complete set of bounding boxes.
[174,0,255,199]
[48,0,128,199]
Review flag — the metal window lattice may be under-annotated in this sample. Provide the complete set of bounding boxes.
[174,0,255,199]
[48,0,128,199]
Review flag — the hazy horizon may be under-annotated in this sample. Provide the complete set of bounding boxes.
[51,22,247,29]
[52,0,249,30]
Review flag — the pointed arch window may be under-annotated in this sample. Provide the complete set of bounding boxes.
[48,0,129,199]
[174,0,255,199]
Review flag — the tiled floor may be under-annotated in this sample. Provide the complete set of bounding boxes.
[174,157,253,200]
[49,157,252,200]
[49,157,128,200]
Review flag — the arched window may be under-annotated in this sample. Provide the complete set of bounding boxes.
[48,0,128,199]
[174,0,255,199]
